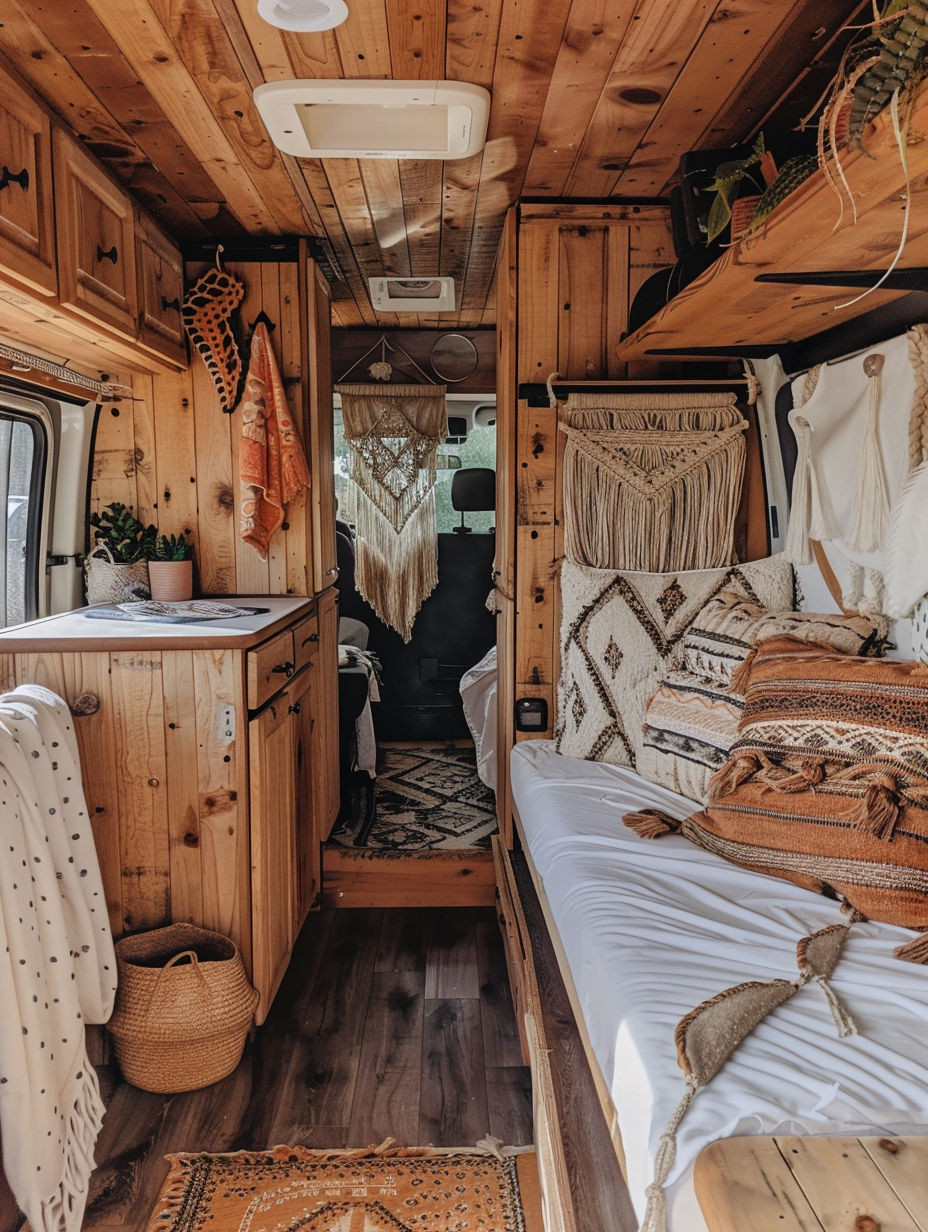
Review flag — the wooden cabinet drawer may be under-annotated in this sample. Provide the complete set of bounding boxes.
[53,127,138,337]
[292,612,320,673]
[135,210,185,364]
[247,628,296,710]
[0,63,56,296]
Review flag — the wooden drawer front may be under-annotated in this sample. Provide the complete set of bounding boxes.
[247,628,296,709]
[0,66,56,296]
[54,128,138,336]
[292,613,320,673]
[135,211,185,363]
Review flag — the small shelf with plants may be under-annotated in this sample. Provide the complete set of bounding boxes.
[617,3,928,361]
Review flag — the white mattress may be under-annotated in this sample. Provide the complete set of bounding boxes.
[511,740,928,1231]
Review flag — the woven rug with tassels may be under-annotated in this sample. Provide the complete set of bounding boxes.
[146,1140,542,1232]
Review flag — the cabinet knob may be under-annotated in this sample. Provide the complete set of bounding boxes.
[96,244,119,265]
[288,701,302,715]
[71,691,100,716]
[0,166,29,192]
[272,660,295,678]
[160,295,180,312]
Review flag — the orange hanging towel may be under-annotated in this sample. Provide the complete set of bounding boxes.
[237,322,311,559]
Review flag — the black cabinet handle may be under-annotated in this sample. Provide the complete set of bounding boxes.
[301,632,320,646]
[272,661,295,678]
[0,166,29,192]
[160,295,180,312]
[288,701,302,715]
[96,244,118,265]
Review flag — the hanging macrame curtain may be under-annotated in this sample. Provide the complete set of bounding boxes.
[336,383,447,641]
[560,392,748,573]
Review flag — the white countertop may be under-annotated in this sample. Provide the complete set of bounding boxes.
[0,595,315,650]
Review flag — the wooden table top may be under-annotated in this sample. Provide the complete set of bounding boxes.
[695,1135,928,1231]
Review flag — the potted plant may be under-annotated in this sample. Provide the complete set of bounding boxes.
[148,532,195,602]
[85,502,156,604]
[704,134,777,244]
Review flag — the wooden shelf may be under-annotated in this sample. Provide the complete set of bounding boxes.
[616,85,928,360]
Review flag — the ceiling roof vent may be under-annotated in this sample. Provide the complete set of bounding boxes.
[368,277,456,313]
[253,80,490,160]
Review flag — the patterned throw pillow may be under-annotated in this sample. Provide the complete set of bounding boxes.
[638,670,742,803]
[684,590,888,688]
[555,555,794,767]
[684,636,928,928]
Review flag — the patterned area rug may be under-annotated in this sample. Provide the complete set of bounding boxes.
[147,1143,542,1232]
[330,744,498,851]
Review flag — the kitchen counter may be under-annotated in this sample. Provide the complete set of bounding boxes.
[0,595,315,652]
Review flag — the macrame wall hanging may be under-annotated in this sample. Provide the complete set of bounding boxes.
[335,382,447,642]
[784,324,928,618]
[559,391,748,573]
[181,249,245,413]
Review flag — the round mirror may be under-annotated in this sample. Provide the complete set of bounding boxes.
[430,333,479,383]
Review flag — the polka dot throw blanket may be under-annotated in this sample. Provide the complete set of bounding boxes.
[0,685,116,1232]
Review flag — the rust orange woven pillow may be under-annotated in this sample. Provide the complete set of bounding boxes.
[682,636,928,928]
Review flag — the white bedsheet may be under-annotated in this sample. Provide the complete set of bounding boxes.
[511,740,928,1231]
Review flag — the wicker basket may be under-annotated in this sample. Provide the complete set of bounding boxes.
[84,543,151,604]
[108,923,259,1093]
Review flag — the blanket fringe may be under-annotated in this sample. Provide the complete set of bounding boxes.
[38,1060,106,1232]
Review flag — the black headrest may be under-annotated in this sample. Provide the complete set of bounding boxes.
[451,467,495,513]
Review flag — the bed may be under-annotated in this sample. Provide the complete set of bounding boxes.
[508,739,928,1231]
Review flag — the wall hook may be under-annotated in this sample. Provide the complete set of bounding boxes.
[249,310,276,334]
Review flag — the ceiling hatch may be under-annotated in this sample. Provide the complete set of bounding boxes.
[253,80,491,160]
[368,278,456,313]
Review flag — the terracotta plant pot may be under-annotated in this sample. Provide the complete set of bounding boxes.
[148,560,194,602]
[730,194,759,241]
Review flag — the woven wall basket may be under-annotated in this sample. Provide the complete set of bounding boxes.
[108,923,259,1093]
[84,544,151,604]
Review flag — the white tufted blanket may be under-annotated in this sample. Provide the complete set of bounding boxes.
[0,685,116,1232]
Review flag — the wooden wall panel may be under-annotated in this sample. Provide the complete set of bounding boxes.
[91,258,328,601]
[503,205,674,777]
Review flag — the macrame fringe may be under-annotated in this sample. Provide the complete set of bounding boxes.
[785,415,841,564]
[848,355,890,553]
[842,559,886,616]
[353,493,438,642]
[622,809,682,839]
[560,393,747,573]
[638,1076,700,1232]
[38,1062,106,1232]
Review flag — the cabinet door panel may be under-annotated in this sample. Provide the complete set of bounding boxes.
[54,128,138,337]
[249,691,298,1024]
[290,666,319,919]
[136,211,185,364]
[0,66,56,295]
[315,586,340,836]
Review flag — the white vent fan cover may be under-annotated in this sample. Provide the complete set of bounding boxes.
[253,80,490,160]
[368,277,456,313]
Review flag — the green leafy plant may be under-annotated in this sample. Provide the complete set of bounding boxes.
[150,533,194,562]
[90,502,156,563]
[704,134,768,244]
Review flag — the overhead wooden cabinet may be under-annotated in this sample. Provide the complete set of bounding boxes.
[53,126,139,338]
[135,210,186,365]
[0,596,334,1025]
[0,61,57,297]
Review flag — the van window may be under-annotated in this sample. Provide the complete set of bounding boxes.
[333,405,496,534]
[0,411,44,627]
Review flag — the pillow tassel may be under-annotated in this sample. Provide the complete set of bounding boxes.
[708,752,762,798]
[622,809,682,839]
[856,774,901,840]
[895,931,928,963]
[756,756,827,794]
[727,647,758,696]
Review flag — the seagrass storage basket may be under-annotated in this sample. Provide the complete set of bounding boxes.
[84,544,150,604]
[108,923,259,1093]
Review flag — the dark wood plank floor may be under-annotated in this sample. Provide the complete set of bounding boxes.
[84,906,533,1231]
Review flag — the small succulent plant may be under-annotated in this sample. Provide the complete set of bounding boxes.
[150,533,194,562]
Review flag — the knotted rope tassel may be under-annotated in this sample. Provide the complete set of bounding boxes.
[638,1075,700,1232]
[848,353,890,553]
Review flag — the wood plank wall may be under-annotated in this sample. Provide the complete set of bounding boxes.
[507,204,674,751]
[92,254,330,596]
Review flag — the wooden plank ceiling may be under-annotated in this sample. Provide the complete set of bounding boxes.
[0,0,864,329]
